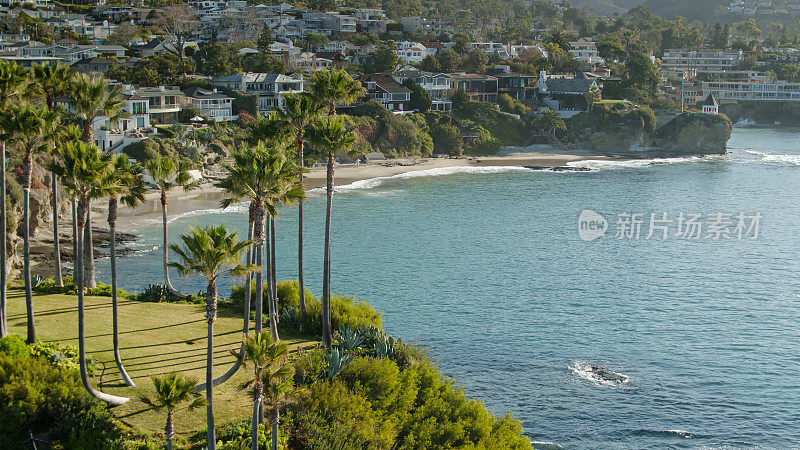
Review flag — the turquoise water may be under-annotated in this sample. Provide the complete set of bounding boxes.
[102,128,800,448]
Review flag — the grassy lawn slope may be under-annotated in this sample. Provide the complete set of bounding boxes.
[5,288,315,437]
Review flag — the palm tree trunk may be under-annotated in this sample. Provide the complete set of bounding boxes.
[82,121,93,145]
[254,202,265,336]
[321,152,334,347]
[251,381,262,450]
[76,197,128,406]
[71,198,77,278]
[205,279,217,450]
[165,410,175,450]
[161,190,182,297]
[269,216,277,328]
[108,197,134,387]
[271,407,279,450]
[83,203,96,289]
[265,217,278,342]
[22,150,35,344]
[297,140,305,320]
[0,141,6,338]
[195,211,254,393]
[51,172,63,286]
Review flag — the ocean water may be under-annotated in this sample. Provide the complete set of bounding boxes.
[102,127,800,448]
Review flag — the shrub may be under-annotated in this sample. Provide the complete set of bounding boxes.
[0,334,27,358]
[230,280,311,313]
[199,419,286,450]
[33,277,134,299]
[298,296,382,336]
[289,357,530,449]
[290,380,396,449]
[134,283,203,304]
[29,341,97,375]
[0,354,123,448]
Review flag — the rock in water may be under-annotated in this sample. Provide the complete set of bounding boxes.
[653,113,732,155]
[589,365,630,384]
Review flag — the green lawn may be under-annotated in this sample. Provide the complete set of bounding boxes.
[6,287,316,438]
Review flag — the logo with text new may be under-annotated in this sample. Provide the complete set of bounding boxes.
[578,210,607,241]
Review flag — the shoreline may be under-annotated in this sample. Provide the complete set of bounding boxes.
[113,150,622,232]
[26,150,622,277]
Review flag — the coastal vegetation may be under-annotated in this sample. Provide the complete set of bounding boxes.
[0,60,529,448]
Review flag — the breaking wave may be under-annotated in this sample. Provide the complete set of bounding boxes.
[566,155,721,171]
[308,165,531,193]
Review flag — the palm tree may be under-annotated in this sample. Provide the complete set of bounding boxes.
[216,144,304,343]
[69,73,127,288]
[273,93,323,319]
[141,373,206,450]
[0,59,29,338]
[144,156,198,298]
[50,140,129,406]
[0,105,60,344]
[535,109,567,143]
[168,224,256,450]
[307,116,357,347]
[33,63,75,287]
[69,73,126,144]
[309,68,364,115]
[234,333,298,450]
[103,154,146,387]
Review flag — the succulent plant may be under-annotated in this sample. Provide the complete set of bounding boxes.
[322,346,352,379]
[335,327,364,351]
[374,335,397,359]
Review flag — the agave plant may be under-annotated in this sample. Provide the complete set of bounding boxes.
[374,336,397,360]
[335,327,363,352]
[356,324,384,346]
[279,306,298,329]
[322,347,352,379]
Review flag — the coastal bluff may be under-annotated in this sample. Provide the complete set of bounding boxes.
[562,109,732,156]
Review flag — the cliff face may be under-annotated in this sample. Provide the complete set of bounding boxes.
[564,107,655,153]
[562,109,732,156]
[653,113,732,155]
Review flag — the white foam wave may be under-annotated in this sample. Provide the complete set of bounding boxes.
[308,165,531,193]
[738,149,800,166]
[569,361,630,387]
[566,155,720,171]
[166,201,248,224]
[663,429,694,438]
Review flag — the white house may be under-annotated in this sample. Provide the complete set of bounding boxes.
[212,72,304,113]
[182,87,236,122]
[568,38,604,65]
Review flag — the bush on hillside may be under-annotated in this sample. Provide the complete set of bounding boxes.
[229,280,312,312]
[0,353,123,448]
[299,296,382,335]
[288,352,530,449]
[0,335,27,358]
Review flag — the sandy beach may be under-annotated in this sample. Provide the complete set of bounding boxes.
[98,149,619,231]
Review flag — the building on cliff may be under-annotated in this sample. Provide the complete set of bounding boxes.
[702,93,719,114]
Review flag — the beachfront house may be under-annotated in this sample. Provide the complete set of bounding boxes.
[536,71,599,117]
[181,87,237,122]
[361,73,412,112]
